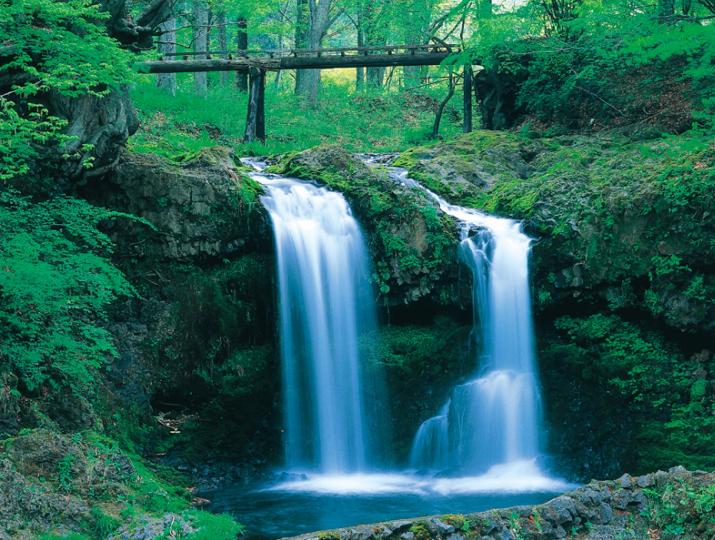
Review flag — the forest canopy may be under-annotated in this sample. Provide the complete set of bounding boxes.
[2,0,714,185]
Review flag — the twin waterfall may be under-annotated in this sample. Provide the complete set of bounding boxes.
[247,158,555,487]
[247,160,378,474]
[402,172,541,475]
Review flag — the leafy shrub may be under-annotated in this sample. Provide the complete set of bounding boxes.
[0,191,137,402]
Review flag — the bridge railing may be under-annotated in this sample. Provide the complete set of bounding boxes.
[158,44,459,61]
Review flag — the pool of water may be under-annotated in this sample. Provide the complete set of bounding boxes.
[208,463,573,539]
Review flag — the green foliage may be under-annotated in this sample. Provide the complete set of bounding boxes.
[378,320,471,459]
[0,0,132,181]
[0,191,137,400]
[58,452,76,493]
[462,0,715,133]
[551,314,714,471]
[130,78,464,159]
[182,511,245,540]
[1,429,243,539]
[646,481,715,537]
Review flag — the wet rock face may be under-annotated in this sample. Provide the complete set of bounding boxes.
[90,148,270,262]
[82,149,280,461]
[285,470,714,540]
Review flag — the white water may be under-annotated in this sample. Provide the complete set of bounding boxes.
[266,460,567,495]
[388,169,549,478]
[244,159,378,474]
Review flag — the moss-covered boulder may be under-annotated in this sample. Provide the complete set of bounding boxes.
[396,131,715,334]
[0,429,242,539]
[286,469,715,540]
[89,147,269,263]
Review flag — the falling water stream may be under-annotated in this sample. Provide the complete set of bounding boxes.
[391,168,543,477]
[244,159,378,474]
[214,160,570,539]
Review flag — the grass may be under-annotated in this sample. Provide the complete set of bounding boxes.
[129,70,466,159]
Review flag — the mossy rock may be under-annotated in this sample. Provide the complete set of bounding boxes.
[395,130,715,333]
[0,429,242,539]
[271,145,463,306]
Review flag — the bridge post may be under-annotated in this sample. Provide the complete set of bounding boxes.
[244,67,266,142]
[463,65,473,133]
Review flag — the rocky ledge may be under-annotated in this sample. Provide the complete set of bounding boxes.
[285,468,714,540]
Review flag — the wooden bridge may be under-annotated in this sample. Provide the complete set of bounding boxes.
[136,44,473,142]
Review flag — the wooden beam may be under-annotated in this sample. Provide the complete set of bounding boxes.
[281,52,451,70]
[136,52,452,74]
[463,65,473,133]
[244,67,266,143]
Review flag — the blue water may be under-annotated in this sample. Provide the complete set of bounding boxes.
[208,485,557,539]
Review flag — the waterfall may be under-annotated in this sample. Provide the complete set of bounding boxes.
[392,169,543,476]
[245,160,379,474]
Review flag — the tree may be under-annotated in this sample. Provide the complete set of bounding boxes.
[216,11,230,86]
[236,16,249,91]
[0,0,174,184]
[193,0,210,96]
[157,16,177,94]
[658,0,675,22]
[402,0,434,88]
[294,0,339,104]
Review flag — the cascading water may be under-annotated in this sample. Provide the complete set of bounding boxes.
[211,160,570,538]
[244,159,379,474]
[390,169,545,476]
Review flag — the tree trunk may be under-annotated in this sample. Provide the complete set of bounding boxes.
[431,72,455,138]
[361,3,385,89]
[244,68,266,142]
[294,0,310,95]
[157,17,177,94]
[463,66,473,133]
[295,0,332,105]
[2,0,169,183]
[216,11,229,86]
[356,23,365,90]
[367,66,385,88]
[236,17,248,91]
[403,0,431,88]
[658,0,675,22]
[193,0,209,96]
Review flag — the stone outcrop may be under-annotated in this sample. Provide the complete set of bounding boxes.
[91,147,270,261]
[284,469,714,540]
[83,148,279,462]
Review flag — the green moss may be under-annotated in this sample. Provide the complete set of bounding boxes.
[378,320,471,460]
[184,511,245,539]
[645,480,715,537]
[273,145,459,305]
[0,429,244,539]
[409,522,431,540]
[543,314,714,472]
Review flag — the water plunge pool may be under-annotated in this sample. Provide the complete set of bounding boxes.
[207,462,572,539]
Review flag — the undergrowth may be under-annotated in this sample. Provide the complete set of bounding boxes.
[129,75,464,159]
